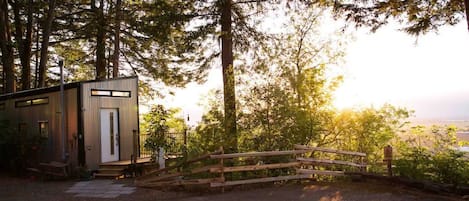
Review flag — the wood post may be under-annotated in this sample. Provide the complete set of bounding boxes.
[383,145,393,176]
[220,146,225,193]
[131,129,138,177]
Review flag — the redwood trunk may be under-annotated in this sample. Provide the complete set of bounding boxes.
[112,0,121,78]
[38,0,56,88]
[12,0,33,90]
[465,0,469,31]
[220,0,237,153]
[94,0,106,80]
[0,0,16,93]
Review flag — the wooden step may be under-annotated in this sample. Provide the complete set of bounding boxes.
[94,172,123,178]
[95,165,126,179]
[99,165,128,170]
[97,168,124,174]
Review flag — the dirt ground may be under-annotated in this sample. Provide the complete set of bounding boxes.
[0,174,465,201]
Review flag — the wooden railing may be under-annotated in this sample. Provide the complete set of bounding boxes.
[135,145,367,189]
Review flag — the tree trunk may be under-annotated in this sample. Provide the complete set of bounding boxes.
[12,0,33,90]
[0,0,16,93]
[38,0,56,88]
[112,0,121,78]
[465,0,469,31]
[220,0,237,153]
[94,0,106,80]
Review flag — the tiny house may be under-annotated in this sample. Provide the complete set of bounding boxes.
[0,77,139,170]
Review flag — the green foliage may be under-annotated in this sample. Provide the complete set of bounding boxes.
[0,120,46,173]
[331,0,466,35]
[231,8,348,153]
[394,125,469,186]
[331,105,410,165]
[187,90,225,156]
[142,105,184,153]
[394,147,432,180]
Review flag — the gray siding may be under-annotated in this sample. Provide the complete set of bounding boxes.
[0,88,79,166]
[81,77,139,169]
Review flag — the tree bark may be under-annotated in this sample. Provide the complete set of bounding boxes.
[112,0,121,78]
[0,0,16,93]
[12,0,33,90]
[465,0,469,31]
[220,0,237,153]
[38,0,56,88]
[93,0,106,80]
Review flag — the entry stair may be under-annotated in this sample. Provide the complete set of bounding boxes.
[94,158,153,179]
[94,164,126,179]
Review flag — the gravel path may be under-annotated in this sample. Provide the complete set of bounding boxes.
[0,174,463,201]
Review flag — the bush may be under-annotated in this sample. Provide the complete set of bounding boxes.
[394,126,469,186]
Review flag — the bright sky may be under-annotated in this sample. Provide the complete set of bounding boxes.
[155,21,469,125]
[334,22,469,120]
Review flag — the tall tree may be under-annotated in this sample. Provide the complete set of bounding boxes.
[161,0,276,152]
[237,8,347,151]
[220,0,237,152]
[38,0,56,87]
[91,0,106,79]
[0,0,15,93]
[11,0,34,90]
[112,0,121,78]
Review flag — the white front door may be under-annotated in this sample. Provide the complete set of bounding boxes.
[100,109,119,162]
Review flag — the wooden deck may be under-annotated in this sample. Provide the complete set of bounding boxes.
[100,157,152,166]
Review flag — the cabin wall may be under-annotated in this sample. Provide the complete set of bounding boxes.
[81,77,138,169]
[0,88,79,166]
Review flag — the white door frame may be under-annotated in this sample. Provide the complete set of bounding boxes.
[100,108,119,163]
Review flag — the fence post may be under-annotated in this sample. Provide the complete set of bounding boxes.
[133,130,138,162]
[220,146,225,193]
[158,147,165,169]
[131,130,138,177]
[383,145,393,177]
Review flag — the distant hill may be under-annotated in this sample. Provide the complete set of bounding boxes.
[409,118,469,131]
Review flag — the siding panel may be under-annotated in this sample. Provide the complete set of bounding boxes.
[81,77,138,169]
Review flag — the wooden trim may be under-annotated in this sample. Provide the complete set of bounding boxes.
[210,150,309,159]
[297,157,367,168]
[210,174,312,187]
[294,144,366,157]
[210,162,301,173]
[297,169,345,176]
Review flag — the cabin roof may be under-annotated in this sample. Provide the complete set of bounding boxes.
[0,76,137,101]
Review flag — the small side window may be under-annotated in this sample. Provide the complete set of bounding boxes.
[91,89,131,98]
[39,121,49,138]
[15,97,48,108]
[91,89,111,96]
[111,91,131,97]
[32,98,48,105]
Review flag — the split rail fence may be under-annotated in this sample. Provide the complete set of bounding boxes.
[135,144,367,189]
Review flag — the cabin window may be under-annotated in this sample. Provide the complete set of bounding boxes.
[91,89,111,96]
[91,89,131,98]
[39,121,49,138]
[15,97,48,108]
[0,102,5,111]
[32,98,48,105]
[111,91,130,97]
[15,100,32,107]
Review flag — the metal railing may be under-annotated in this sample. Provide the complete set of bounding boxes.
[139,132,187,158]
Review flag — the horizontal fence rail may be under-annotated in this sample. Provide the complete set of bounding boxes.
[135,144,367,190]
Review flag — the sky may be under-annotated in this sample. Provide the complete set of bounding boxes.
[334,22,469,120]
[154,21,469,125]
